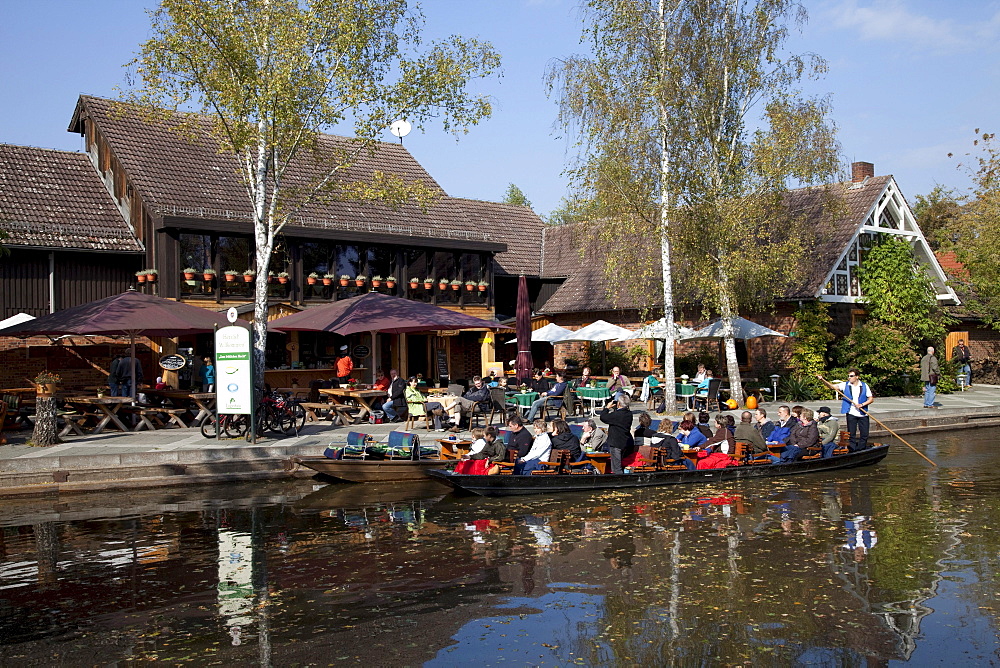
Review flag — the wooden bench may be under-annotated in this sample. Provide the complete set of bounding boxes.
[300,402,332,422]
[132,407,189,431]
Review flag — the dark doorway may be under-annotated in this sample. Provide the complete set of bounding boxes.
[407,334,429,378]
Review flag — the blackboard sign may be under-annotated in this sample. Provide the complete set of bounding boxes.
[436,349,449,379]
[352,344,371,359]
[158,354,187,371]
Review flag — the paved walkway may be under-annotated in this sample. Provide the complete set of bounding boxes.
[2,385,998,468]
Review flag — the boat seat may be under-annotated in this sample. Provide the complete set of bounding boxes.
[335,431,374,458]
[494,446,521,474]
[531,449,571,475]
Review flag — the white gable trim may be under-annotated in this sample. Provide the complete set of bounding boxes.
[817,177,959,305]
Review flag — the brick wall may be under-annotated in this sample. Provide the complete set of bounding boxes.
[0,337,156,390]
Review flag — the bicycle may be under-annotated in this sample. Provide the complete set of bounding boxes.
[200,412,250,439]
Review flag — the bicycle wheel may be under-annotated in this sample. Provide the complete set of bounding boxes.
[277,404,306,435]
[200,414,219,439]
[224,414,249,438]
[290,403,306,432]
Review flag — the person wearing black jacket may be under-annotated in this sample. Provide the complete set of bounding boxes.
[447,376,492,431]
[549,418,582,461]
[634,412,683,462]
[506,416,533,459]
[600,396,635,474]
[381,369,407,422]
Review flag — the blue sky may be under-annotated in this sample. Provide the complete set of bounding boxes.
[1,0,997,217]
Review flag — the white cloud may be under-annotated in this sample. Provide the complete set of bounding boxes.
[824,0,1000,52]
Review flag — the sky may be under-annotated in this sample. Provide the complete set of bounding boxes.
[1,0,998,217]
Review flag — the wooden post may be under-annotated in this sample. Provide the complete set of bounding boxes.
[31,395,61,446]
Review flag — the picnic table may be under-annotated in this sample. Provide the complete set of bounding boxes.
[143,390,217,426]
[63,396,133,434]
[318,387,387,422]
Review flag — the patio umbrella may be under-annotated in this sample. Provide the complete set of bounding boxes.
[515,275,533,385]
[685,316,787,341]
[0,290,244,399]
[616,318,696,341]
[268,292,501,382]
[559,320,635,374]
[506,322,573,344]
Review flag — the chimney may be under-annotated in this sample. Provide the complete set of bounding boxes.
[851,161,875,183]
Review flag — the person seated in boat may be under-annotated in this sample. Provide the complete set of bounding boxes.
[549,418,583,462]
[766,405,796,445]
[735,410,767,454]
[702,414,735,454]
[514,419,552,475]
[754,408,774,440]
[790,405,805,424]
[816,406,839,458]
[675,420,705,469]
[695,411,714,439]
[763,408,820,464]
[724,413,736,435]
[373,368,391,392]
[506,415,534,460]
[634,412,683,463]
[455,426,505,474]
[580,419,607,452]
[599,395,635,474]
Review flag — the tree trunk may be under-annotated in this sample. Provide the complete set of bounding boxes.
[717,277,745,405]
[31,395,61,446]
[657,0,677,412]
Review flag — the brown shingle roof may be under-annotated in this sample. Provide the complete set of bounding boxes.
[71,96,545,274]
[538,176,893,314]
[0,144,142,252]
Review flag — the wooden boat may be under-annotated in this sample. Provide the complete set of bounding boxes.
[425,444,891,497]
[293,455,454,483]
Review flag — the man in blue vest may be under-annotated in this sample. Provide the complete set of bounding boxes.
[819,369,874,452]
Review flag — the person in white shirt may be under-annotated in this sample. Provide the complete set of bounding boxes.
[515,419,552,475]
[692,364,708,383]
[818,369,874,452]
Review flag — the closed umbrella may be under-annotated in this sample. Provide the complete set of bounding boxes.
[0,290,244,399]
[515,275,533,385]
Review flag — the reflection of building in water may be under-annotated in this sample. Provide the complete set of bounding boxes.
[218,529,254,627]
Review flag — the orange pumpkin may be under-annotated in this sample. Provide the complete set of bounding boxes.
[745,395,758,410]
[725,398,738,410]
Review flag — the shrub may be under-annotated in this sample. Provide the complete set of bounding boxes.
[789,302,833,379]
[833,320,918,394]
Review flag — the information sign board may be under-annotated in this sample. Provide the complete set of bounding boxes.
[215,325,253,414]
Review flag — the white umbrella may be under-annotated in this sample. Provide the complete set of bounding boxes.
[616,318,696,341]
[560,320,635,342]
[0,313,35,330]
[506,322,573,344]
[686,316,787,341]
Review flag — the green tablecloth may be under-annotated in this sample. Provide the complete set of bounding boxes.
[675,382,696,398]
[510,392,539,407]
[576,386,610,401]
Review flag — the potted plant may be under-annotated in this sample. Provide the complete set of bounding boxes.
[355,274,367,287]
[438,278,449,290]
[202,268,216,281]
[267,271,276,284]
[277,271,290,284]
[450,279,462,291]
[464,280,476,292]
[477,280,488,292]
[224,270,238,282]
[371,275,383,288]
[135,270,147,283]
[424,277,434,289]
[386,276,397,288]
[323,273,335,286]
[340,274,351,286]
[182,267,197,280]
[146,269,158,283]
[243,269,255,282]
[307,271,319,285]
[409,277,420,289]
[680,374,689,384]
[34,370,61,396]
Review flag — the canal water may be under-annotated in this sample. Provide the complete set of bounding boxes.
[1,431,999,666]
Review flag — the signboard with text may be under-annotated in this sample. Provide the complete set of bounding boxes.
[215,325,253,414]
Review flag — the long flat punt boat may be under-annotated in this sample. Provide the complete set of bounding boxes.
[293,457,451,483]
[426,445,891,497]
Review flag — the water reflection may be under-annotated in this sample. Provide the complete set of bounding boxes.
[1,434,999,665]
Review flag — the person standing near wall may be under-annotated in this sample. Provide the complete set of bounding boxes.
[952,339,973,387]
[920,346,940,409]
[200,357,216,393]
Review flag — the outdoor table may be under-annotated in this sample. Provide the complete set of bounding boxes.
[143,390,216,426]
[422,387,450,396]
[437,438,472,458]
[318,388,387,422]
[585,451,611,474]
[680,448,701,466]
[675,382,696,410]
[576,386,609,415]
[64,396,133,434]
[509,391,539,417]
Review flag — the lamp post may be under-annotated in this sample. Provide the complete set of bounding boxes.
[901,373,910,396]
[957,374,966,392]
[770,374,781,402]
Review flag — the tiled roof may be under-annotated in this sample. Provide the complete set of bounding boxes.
[71,96,545,273]
[538,176,893,313]
[0,144,142,252]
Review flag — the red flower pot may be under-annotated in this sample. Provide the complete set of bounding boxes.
[478,285,487,292]
[386,281,396,288]
[225,274,237,282]
[372,280,382,288]
[322,278,332,286]
[278,277,288,284]
[340,279,349,286]
[307,277,317,285]
[136,274,147,283]
[243,274,254,283]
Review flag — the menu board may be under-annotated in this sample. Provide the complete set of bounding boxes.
[436,349,449,379]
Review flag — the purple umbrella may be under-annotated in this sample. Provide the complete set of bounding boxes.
[515,275,533,385]
[0,290,245,398]
[269,292,501,382]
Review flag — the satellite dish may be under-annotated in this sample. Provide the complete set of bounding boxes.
[389,119,412,140]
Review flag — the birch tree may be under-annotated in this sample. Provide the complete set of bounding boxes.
[549,0,838,405]
[127,0,500,393]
